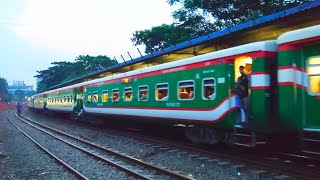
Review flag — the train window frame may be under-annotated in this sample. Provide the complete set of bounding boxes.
[87,92,92,103]
[138,85,149,101]
[101,90,109,102]
[70,95,73,103]
[112,89,120,102]
[307,56,320,96]
[124,87,133,102]
[202,78,216,100]
[155,83,169,101]
[178,80,195,101]
[93,91,99,103]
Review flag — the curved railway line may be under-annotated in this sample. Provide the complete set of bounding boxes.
[6,110,194,180]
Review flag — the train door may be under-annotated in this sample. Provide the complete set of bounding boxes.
[301,49,320,154]
[73,87,84,115]
[305,55,320,128]
[233,56,252,126]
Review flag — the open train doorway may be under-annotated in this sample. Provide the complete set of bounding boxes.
[234,56,252,127]
[234,56,252,82]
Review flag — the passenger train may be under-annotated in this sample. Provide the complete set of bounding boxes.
[28,24,320,153]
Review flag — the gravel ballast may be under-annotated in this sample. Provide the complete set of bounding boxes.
[0,111,76,180]
[22,110,284,179]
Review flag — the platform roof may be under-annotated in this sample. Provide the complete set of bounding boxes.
[50,1,320,90]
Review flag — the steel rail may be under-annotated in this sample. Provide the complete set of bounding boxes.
[17,113,195,180]
[98,126,320,180]
[6,110,88,180]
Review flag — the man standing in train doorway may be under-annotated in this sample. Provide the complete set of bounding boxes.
[234,65,249,127]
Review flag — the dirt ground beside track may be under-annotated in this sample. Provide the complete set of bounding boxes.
[0,102,15,112]
[0,102,15,179]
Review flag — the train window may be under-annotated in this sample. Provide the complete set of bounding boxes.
[234,56,252,82]
[87,92,92,102]
[60,97,63,103]
[156,83,169,101]
[64,96,67,103]
[138,86,149,101]
[307,57,320,94]
[93,92,99,102]
[178,81,195,100]
[112,89,119,102]
[70,95,73,103]
[101,90,108,102]
[67,96,70,103]
[124,87,133,102]
[203,78,216,100]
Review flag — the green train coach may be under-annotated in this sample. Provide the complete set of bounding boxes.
[277,25,320,153]
[29,25,320,153]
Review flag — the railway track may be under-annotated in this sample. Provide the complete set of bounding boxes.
[7,110,194,180]
[21,110,320,179]
[93,124,320,180]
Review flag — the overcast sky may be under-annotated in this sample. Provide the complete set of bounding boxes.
[0,0,175,88]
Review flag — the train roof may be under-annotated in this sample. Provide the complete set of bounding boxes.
[35,40,277,96]
[277,24,320,45]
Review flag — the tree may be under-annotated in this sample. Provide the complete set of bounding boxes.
[0,77,9,102]
[35,61,74,92]
[35,55,117,92]
[131,24,193,53]
[168,0,312,28]
[11,90,25,103]
[131,0,312,53]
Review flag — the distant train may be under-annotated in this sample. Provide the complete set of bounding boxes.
[29,24,320,153]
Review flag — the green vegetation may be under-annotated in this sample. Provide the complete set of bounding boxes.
[0,77,9,102]
[0,77,36,103]
[131,0,312,53]
[10,90,37,103]
[35,55,117,92]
